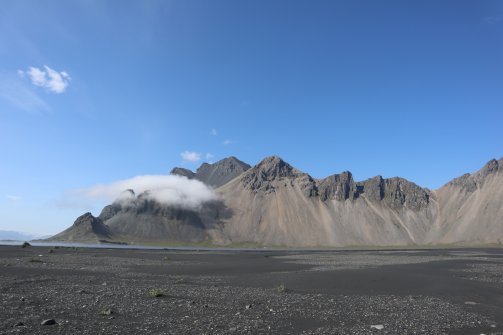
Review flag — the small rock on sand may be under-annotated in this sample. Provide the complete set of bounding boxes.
[41,319,56,326]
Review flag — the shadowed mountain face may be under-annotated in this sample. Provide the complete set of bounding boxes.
[50,155,503,246]
[95,190,233,243]
[48,213,111,242]
[97,199,207,243]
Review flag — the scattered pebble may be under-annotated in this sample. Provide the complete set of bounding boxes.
[41,319,56,326]
[101,309,113,316]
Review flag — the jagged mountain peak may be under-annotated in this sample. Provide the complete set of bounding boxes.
[72,213,111,236]
[170,167,196,179]
[333,175,431,210]
[479,158,499,176]
[73,212,96,226]
[253,156,300,179]
[319,170,354,184]
[240,156,317,195]
[196,156,251,187]
[317,171,356,201]
[123,189,135,196]
[48,212,111,242]
[381,177,431,210]
[196,156,250,174]
[169,156,251,188]
[446,157,501,192]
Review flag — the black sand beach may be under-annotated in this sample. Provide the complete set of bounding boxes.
[1,245,502,334]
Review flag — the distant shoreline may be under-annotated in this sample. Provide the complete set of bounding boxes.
[1,240,502,252]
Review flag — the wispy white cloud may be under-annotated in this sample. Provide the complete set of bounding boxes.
[483,16,501,25]
[210,128,217,136]
[19,65,71,94]
[0,72,51,113]
[205,153,214,161]
[181,151,201,162]
[222,139,232,145]
[6,195,21,201]
[77,175,217,209]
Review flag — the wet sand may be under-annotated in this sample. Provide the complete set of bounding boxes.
[1,245,502,334]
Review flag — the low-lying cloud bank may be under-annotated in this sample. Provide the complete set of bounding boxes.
[79,175,217,210]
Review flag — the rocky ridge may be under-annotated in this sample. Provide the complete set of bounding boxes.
[171,156,251,188]
[447,158,501,192]
[49,155,503,246]
[240,156,430,211]
[241,156,318,197]
[49,213,111,242]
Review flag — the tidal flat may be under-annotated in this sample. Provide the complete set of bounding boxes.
[1,245,502,334]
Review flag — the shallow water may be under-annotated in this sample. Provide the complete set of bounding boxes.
[0,240,272,251]
[0,240,167,250]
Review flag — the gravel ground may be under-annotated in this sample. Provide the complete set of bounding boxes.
[457,262,503,284]
[0,246,502,334]
[274,252,458,271]
[275,250,503,272]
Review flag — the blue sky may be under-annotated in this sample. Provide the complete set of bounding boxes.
[1,0,502,235]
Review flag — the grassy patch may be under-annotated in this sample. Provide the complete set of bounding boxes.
[149,288,165,298]
[101,309,113,316]
[276,283,287,294]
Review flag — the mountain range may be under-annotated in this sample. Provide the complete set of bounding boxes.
[0,230,42,241]
[48,155,503,246]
